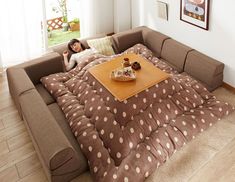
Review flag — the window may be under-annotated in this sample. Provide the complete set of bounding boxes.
[45,0,81,47]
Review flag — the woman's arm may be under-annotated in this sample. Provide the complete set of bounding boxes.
[63,51,75,71]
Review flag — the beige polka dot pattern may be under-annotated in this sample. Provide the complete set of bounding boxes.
[41,44,234,182]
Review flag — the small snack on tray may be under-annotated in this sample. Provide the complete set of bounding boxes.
[122,58,131,67]
[131,61,141,70]
[111,66,136,81]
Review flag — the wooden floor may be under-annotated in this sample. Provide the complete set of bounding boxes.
[1,72,235,182]
[0,74,47,182]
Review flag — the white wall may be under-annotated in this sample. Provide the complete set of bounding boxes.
[131,0,235,87]
[80,0,114,38]
[96,0,114,34]
[114,0,131,33]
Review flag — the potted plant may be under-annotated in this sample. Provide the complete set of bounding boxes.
[47,27,52,38]
[69,18,80,31]
[62,16,69,32]
[52,0,68,31]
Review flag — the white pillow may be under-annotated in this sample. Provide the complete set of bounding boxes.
[70,48,97,61]
[87,36,115,56]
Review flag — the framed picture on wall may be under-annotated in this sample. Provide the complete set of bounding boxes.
[180,0,210,30]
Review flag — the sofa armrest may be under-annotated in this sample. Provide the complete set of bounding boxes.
[6,68,35,117]
[184,50,224,91]
[19,89,86,180]
[13,52,63,85]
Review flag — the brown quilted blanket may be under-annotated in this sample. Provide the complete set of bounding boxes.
[41,44,234,182]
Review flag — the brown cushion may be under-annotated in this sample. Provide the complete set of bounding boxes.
[71,172,92,182]
[22,52,63,84]
[112,30,144,53]
[35,84,55,105]
[19,89,87,180]
[7,68,35,96]
[184,50,224,91]
[143,30,169,58]
[161,39,192,73]
[19,90,75,168]
[6,68,35,118]
[47,103,88,171]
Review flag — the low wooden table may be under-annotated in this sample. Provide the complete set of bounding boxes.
[89,53,169,101]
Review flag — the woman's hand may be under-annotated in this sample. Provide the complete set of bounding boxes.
[63,50,69,57]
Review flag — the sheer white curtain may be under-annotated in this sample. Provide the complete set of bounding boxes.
[0,52,3,75]
[0,0,45,68]
[79,0,98,38]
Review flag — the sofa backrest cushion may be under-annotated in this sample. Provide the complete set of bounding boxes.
[184,50,224,91]
[23,53,63,84]
[112,30,144,53]
[161,39,193,73]
[143,30,169,58]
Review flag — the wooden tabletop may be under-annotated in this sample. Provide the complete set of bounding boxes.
[89,53,169,101]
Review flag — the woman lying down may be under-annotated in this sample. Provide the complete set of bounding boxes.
[63,39,98,71]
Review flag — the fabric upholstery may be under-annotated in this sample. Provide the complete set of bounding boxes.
[161,39,193,73]
[8,52,63,85]
[87,36,115,56]
[41,44,234,182]
[71,172,93,182]
[143,29,169,58]
[6,26,228,182]
[6,68,35,118]
[48,103,88,171]
[184,50,224,91]
[159,58,179,71]
[35,84,55,105]
[7,68,35,96]
[112,30,144,53]
[19,89,85,180]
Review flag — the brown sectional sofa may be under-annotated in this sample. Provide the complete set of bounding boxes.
[7,26,224,182]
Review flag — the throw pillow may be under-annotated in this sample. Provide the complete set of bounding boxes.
[87,36,115,56]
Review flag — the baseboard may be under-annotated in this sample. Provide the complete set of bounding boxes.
[107,32,114,36]
[222,82,235,93]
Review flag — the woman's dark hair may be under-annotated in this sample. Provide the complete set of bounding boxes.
[67,39,85,53]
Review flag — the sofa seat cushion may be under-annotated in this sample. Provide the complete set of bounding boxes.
[47,103,88,171]
[161,39,193,73]
[35,84,55,105]
[71,171,92,182]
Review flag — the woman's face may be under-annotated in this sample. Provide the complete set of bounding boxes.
[71,42,82,53]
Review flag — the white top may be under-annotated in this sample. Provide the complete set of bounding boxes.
[67,48,98,70]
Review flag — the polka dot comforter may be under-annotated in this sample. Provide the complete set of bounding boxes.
[41,44,234,182]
